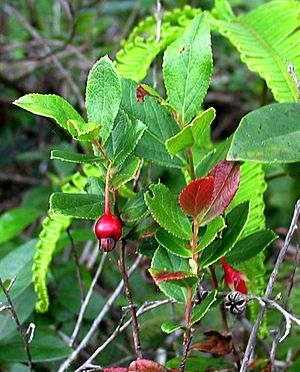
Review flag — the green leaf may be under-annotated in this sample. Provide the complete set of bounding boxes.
[163,13,212,124]
[67,120,101,141]
[195,216,226,253]
[161,322,185,334]
[105,110,146,166]
[155,228,192,258]
[85,55,122,144]
[166,108,216,156]
[121,189,148,223]
[50,193,103,220]
[214,0,300,102]
[84,176,105,196]
[191,290,217,324]
[225,230,277,265]
[199,202,250,268]
[111,156,141,189]
[0,240,36,300]
[51,150,104,163]
[150,247,190,303]
[0,207,40,244]
[13,94,85,133]
[0,327,72,362]
[228,103,300,163]
[145,183,192,240]
[121,79,186,168]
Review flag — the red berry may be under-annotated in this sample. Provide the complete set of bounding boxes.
[95,213,122,252]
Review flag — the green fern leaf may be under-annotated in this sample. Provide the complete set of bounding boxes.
[115,6,200,81]
[32,165,102,313]
[213,0,300,102]
[229,162,268,337]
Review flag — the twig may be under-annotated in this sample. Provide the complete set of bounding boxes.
[67,228,85,303]
[153,0,163,89]
[3,3,85,111]
[240,199,300,372]
[0,277,33,371]
[118,241,143,359]
[57,255,142,372]
[69,252,107,348]
[75,299,172,371]
[288,63,300,98]
[270,249,299,369]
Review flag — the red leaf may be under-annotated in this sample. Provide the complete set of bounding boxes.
[128,359,166,371]
[200,160,240,225]
[220,258,247,294]
[149,269,195,283]
[191,330,233,356]
[179,177,214,218]
[104,368,127,372]
[136,85,152,102]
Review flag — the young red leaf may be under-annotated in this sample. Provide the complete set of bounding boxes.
[220,258,247,294]
[179,176,214,218]
[128,359,166,371]
[199,160,240,226]
[136,85,152,102]
[104,368,127,372]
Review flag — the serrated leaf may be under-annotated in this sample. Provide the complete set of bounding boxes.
[161,322,185,334]
[67,120,101,141]
[105,110,146,166]
[199,202,250,268]
[85,56,122,144]
[191,290,217,324]
[0,207,41,244]
[50,193,103,220]
[84,177,105,196]
[137,237,158,258]
[199,160,240,226]
[155,228,192,258]
[228,102,300,163]
[166,107,216,156]
[111,156,141,189]
[121,79,186,168]
[121,188,148,223]
[195,216,226,253]
[179,177,214,218]
[51,150,104,163]
[163,13,212,124]
[151,247,190,303]
[145,183,192,240]
[13,94,85,134]
[225,229,277,265]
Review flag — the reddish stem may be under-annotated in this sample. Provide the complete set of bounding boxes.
[104,164,111,215]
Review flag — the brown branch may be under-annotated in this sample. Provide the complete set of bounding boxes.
[0,277,33,371]
[240,199,300,372]
[118,241,143,359]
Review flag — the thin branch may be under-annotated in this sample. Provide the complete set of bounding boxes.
[0,277,33,371]
[69,252,107,348]
[3,3,85,111]
[153,0,163,89]
[288,63,300,98]
[67,228,84,303]
[57,255,142,372]
[240,199,300,372]
[118,241,143,359]
[75,299,172,371]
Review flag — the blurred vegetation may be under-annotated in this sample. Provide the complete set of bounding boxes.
[0,0,299,371]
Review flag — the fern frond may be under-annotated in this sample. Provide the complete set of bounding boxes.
[214,0,300,102]
[229,162,268,337]
[32,165,102,313]
[115,6,200,81]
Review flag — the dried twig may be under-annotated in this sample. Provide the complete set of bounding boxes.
[69,252,107,347]
[240,199,300,372]
[119,241,143,359]
[153,0,163,89]
[0,277,33,371]
[75,299,172,371]
[288,63,300,98]
[57,255,142,372]
[3,3,85,111]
